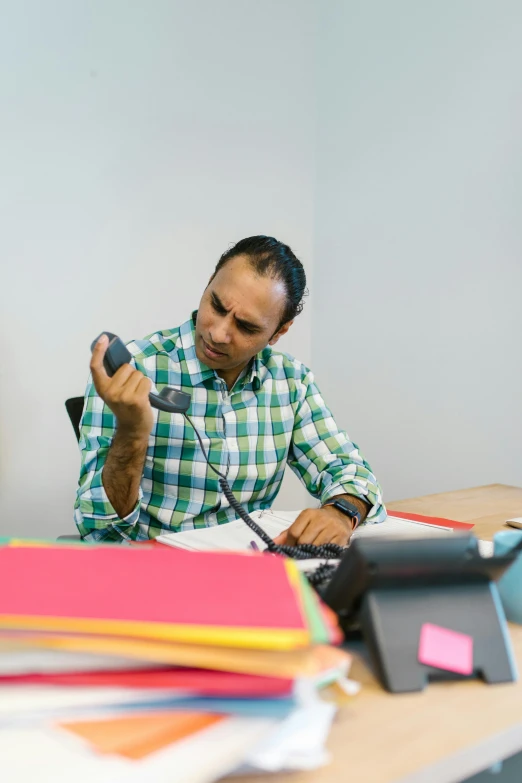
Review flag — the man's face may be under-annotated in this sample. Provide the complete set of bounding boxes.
[195,255,292,380]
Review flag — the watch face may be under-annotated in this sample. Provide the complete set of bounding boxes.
[334,500,361,520]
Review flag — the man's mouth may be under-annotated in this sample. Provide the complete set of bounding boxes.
[201,337,227,360]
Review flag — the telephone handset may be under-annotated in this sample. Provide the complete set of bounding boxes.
[91,332,191,414]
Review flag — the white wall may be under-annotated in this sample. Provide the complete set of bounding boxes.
[314,1,522,502]
[2,1,521,539]
[0,0,314,537]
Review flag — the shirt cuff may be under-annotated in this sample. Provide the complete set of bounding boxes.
[76,485,142,540]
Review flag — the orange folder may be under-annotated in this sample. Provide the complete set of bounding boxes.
[0,632,349,683]
[60,711,224,760]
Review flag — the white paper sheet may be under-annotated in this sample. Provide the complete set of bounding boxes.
[0,685,196,726]
[238,700,337,773]
[0,716,279,783]
[157,510,297,552]
[0,647,165,676]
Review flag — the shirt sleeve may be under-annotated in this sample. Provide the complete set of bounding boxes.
[287,369,386,525]
[73,376,142,541]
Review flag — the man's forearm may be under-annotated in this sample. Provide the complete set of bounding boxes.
[102,429,149,519]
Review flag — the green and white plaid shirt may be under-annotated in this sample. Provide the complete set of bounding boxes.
[74,314,385,541]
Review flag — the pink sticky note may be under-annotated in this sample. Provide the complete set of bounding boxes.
[418,623,473,675]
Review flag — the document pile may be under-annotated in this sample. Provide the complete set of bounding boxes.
[0,540,353,782]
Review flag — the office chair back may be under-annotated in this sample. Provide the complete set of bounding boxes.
[65,396,84,442]
[60,396,85,541]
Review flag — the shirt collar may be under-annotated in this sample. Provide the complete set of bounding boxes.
[174,312,215,385]
[246,354,263,391]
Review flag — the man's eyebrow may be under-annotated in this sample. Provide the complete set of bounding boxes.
[211,291,262,331]
[211,291,227,310]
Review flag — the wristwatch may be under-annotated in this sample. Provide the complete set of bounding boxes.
[322,497,362,530]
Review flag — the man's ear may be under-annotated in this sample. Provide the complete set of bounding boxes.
[269,320,294,346]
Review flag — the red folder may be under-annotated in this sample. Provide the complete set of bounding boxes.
[389,510,473,531]
[0,667,294,697]
[0,546,309,648]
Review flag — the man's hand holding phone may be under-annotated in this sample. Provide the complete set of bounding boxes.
[90,334,153,438]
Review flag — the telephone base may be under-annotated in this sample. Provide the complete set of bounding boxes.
[358,581,517,693]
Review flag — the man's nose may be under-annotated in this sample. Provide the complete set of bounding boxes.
[210,318,232,345]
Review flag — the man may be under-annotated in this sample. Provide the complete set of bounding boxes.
[75,236,385,543]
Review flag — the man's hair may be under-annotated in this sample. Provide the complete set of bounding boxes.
[212,235,307,329]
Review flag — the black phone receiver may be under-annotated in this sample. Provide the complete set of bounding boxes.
[91,332,191,415]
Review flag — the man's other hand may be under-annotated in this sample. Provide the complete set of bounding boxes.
[272,506,355,548]
[90,334,153,438]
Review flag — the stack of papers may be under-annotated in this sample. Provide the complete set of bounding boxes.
[0,540,352,781]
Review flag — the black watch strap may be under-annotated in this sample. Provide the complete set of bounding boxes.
[322,497,362,529]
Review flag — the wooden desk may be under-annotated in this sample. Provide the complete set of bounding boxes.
[233,484,522,783]
[389,483,522,544]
